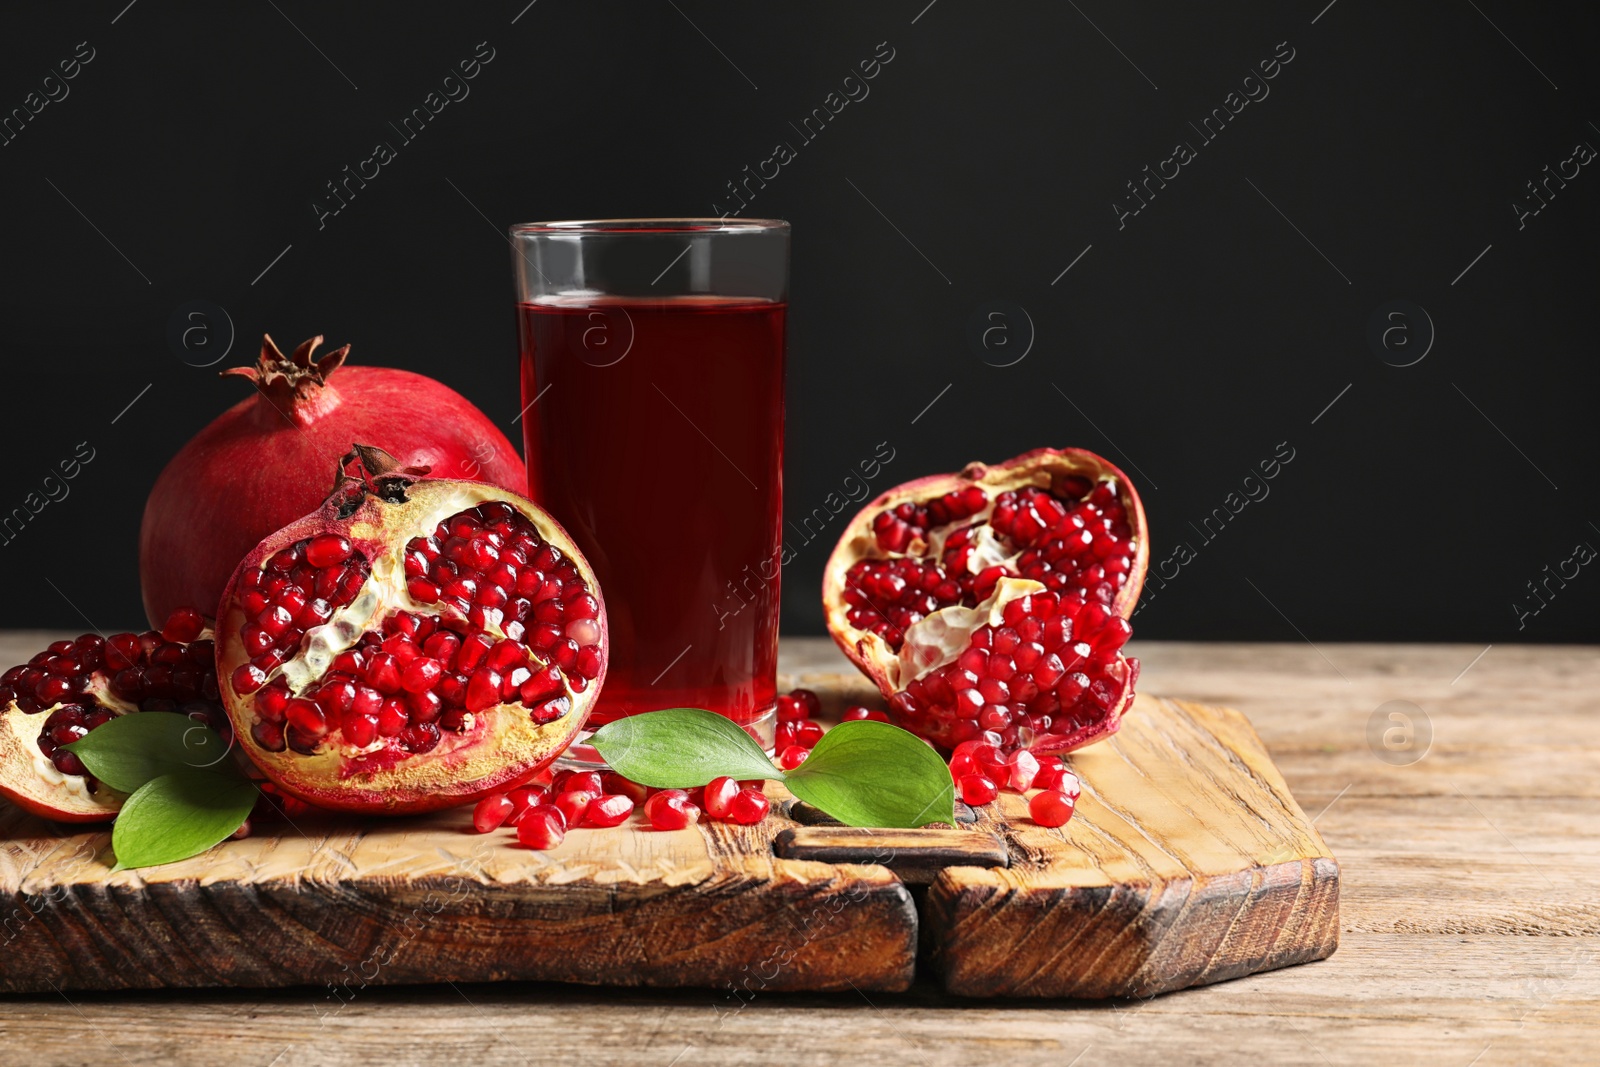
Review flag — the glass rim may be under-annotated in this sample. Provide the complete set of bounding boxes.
[510,218,788,237]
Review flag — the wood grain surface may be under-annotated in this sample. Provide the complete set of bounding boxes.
[1,636,1596,1067]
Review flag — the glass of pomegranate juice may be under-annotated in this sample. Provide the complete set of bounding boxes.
[511,219,789,762]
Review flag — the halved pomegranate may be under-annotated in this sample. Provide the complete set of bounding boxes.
[0,608,223,822]
[822,448,1147,755]
[216,446,606,814]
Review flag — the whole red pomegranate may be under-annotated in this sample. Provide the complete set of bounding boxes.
[216,446,606,814]
[822,448,1147,755]
[0,608,224,822]
[140,334,527,627]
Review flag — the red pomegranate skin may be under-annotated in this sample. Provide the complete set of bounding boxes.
[140,336,527,627]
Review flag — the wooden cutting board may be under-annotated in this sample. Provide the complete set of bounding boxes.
[0,672,1338,999]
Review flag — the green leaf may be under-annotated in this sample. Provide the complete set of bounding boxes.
[590,708,784,788]
[110,770,258,870]
[62,713,234,795]
[785,720,956,828]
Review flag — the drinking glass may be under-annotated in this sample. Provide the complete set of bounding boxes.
[511,219,789,762]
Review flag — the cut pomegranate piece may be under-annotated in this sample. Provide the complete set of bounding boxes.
[0,610,225,823]
[823,448,1146,756]
[216,446,607,814]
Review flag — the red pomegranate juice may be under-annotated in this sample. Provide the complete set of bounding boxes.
[518,296,785,734]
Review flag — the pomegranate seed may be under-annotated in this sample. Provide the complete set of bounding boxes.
[505,785,549,825]
[284,698,327,738]
[841,705,891,722]
[458,632,493,670]
[256,684,290,722]
[517,805,566,849]
[518,663,564,705]
[1028,789,1076,827]
[554,789,596,826]
[343,710,379,747]
[703,776,739,820]
[252,720,286,751]
[584,794,634,827]
[777,745,810,770]
[727,787,770,825]
[231,663,267,695]
[958,774,998,806]
[645,789,700,830]
[473,794,514,833]
[161,607,205,644]
[363,652,401,694]
[377,699,408,737]
[400,657,443,694]
[402,722,441,753]
[1002,750,1040,792]
[793,720,824,748]
[486,639,525,673]
[559,770,604,796]
[775,694,809,721]
[464,668,502,711]
[406,688,442,723]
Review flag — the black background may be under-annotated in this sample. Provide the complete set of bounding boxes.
[1,1,1595,643]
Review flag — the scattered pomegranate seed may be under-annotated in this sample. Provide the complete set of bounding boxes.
[644,789,701,830]
[793,720,824,748]
[949,739,1002,781]
[841,705,891,722]
[516,804,566,849]
[583,794,634,827]
[727,786,770,825]
[473,793,514,833]
[703,776,739,820]
[1001,750,1040,792]
[554,789,597,826]
[1033,761,1079,794]
[556,769,605,796]
[958,774,998,806]
[777,745,810,770]
[790,688,822,718]
[775,693,809,721]
[1029,788,1076,828]
[505,784,548,825]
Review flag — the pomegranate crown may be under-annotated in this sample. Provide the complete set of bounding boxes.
[326,444,432,518]
[222,334,349,406]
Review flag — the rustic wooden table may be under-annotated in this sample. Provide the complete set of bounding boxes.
[1,634,1595,1066]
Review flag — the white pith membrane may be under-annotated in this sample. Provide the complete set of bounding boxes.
[223,482,602,800]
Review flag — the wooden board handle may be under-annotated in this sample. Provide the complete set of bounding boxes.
[773,826,1009,885]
